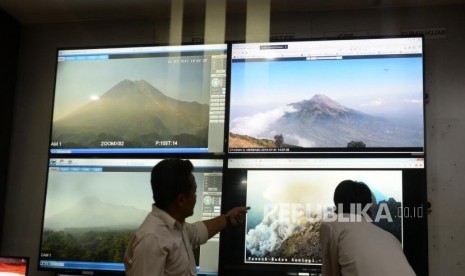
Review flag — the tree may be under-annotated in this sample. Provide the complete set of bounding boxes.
[347,141,366,148]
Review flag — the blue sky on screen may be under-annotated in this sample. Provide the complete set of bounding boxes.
[230,57,423,118]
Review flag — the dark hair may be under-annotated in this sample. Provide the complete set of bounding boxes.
[333,180,373,214]
[151,159,194,210]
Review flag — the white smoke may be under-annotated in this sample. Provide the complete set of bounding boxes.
[245,204,311,257]
[284,133,316,147]
[230,105,297,138]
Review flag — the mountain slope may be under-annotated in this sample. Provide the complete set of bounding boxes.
[232,94,423,148]
[52,79,209,148]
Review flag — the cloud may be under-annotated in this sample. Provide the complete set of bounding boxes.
[285,133,315,147]
[359,99,387,107]
[402,99,422,104]
[230,105,297,137]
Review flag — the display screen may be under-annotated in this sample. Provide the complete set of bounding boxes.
[219,157,427,276]
[39,158,224,275]
[0,256,29,276]
[50,44,227,154]
[227,37,424,154]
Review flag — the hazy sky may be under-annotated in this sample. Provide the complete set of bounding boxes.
[44,170,206,223]
[44,171,152,218]
[53,56,211,120]
[230,57,423,118]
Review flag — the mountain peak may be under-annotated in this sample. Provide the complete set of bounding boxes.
[52,77,210,148]
[110,79,141,90]
[290,94,351,114]
[310,93,333,103]
[309,94,345,109]
[115,79,149,86]
[79,196,105,206]
[102,79,164,99]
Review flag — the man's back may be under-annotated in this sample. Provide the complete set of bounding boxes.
[320,216,416,276]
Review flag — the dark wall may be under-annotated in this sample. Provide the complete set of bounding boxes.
[0,9,20,248]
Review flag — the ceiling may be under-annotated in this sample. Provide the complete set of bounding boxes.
[1,0,464,25]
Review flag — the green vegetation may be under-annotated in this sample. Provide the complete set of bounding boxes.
[41,228,134,262]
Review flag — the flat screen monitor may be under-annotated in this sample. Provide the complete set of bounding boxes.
[219,157,427,276]
[39,158,224,275]
[227,37,424,155]
[0,256,29,276]
[50,44,227,154]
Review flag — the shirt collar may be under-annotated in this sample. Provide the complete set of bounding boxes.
[151,205,183,230]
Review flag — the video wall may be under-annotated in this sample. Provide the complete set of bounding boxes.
[39,37,427,276]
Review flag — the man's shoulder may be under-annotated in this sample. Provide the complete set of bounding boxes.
[136,212,171,236]
[320,218,375,235]
[366,222,402,244]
